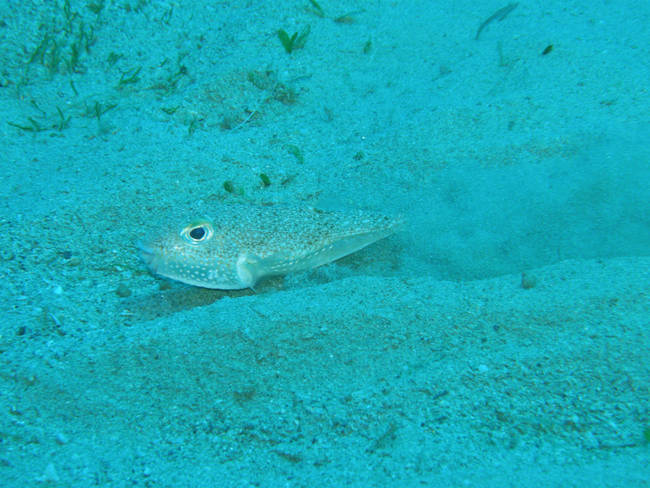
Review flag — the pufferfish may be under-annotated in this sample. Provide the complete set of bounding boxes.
[138,204,402,289]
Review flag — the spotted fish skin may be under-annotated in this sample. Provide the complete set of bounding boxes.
[138,204,402,289]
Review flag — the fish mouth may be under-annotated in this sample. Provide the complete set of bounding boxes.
[136,240,158,270]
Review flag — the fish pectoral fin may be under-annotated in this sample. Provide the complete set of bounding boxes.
[235,253,266,288]
[235,252,300,287]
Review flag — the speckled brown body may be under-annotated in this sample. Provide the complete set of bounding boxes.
[138,204,402,289]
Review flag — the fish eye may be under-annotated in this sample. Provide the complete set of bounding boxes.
[189,226,206,240]
[182,219,214,243]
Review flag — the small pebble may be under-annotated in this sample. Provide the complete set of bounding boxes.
[521,272,537,289]
[37,463,59,483]
[115,283,132,297]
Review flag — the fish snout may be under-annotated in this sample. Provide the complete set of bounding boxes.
[136,240,158,270]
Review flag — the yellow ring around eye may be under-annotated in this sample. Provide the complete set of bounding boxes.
[181,219,214,243]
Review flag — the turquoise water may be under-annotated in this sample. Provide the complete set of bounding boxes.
[1,1,648,486]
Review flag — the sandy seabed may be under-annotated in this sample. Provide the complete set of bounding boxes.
[0,1,648,486]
